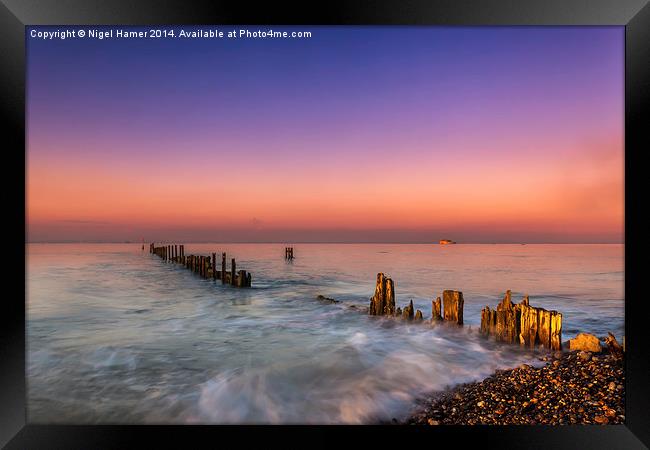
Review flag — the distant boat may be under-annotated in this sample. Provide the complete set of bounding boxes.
[439,239,456,245]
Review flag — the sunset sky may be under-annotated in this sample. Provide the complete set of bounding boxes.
[27,26,624,243]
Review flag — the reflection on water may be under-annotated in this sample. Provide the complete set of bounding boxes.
[27,243,624,423]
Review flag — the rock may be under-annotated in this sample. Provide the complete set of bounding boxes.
[608,382,616,391]
[395,307,402,316]
[477,401,485,407]
[604,332,623,358]
[569,333,602,353]
[577,351,592,361]
[415,309,423,321]
[594,415,609,424]
[553,351,563,359]
[519,364,532,371]
[427,418,439,425]
[316,295,339,304]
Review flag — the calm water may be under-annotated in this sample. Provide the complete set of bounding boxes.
[27,243,624,424]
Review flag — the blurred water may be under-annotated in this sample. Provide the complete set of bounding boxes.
[27,243,624,423]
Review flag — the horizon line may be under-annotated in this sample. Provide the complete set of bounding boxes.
[25,241,625,245]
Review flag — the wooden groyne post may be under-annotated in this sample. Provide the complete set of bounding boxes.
[368,273,395,316]
[149,243,251,288]
[442,290,464,325]
[285,247,294,260]
[367,273,464,325]
[221,253,226,285]
[431,297,442,321]
[480,290,562,351]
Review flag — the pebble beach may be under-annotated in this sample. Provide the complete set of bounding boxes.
[403,348,624,425]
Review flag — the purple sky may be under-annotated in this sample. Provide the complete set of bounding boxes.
[27,26,624,243]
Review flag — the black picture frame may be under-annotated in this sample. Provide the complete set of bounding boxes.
[2,0,648,448]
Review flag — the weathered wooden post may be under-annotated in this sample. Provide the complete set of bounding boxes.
[368,273,395,316]
[442,290,464,325]
[480,292,562,351]
[402,299,414,320]
[212,253,217,280]
[550,311,562,351]
[231,258,236,285]
[495,290,517,344]
[480,306,492,335]
[431,297,442,321]
[173,245,177,262]
[221,253,226,284]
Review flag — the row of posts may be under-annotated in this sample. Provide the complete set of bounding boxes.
[285,247,294,260]
[149,243,251,287]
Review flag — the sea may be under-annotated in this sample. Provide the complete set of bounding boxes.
[26,243,624,424]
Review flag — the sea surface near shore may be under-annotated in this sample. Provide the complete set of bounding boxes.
[27,243,624,424]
